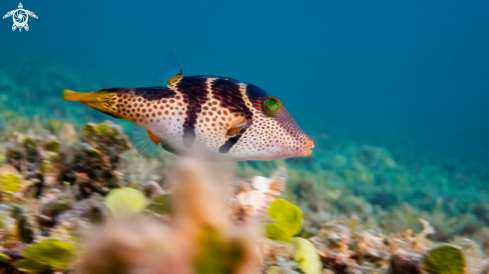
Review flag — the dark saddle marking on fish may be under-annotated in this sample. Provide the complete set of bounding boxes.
[211,78,253,153]
[245,83,269,98]
[211,78,253,118]
[177,76,209,148]
[103,87,177,101]
[134,87,177,101]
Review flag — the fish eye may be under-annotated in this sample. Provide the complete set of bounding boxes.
[263,96,282,117]
[267,98,280,111]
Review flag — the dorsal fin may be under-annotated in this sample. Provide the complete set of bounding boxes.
[153,52,183,86]
[167,71,183,85]
[131,125,161,157]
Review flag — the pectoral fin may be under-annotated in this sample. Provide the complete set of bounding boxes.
[132,126,161,157]
[225,116,249,138]
[147,130,160,146]
[132,125,180,156]
[220,116,250,154]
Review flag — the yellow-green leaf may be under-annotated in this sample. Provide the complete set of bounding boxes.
[291,237,322,274]
[147,194,173,215]
[24,238,75,270]
[0,253,11,263]
[46,141,60,152]
[266,199,303,241]
[0,214,5,229]
[423,245,465,274]
[15,259,51,273]
[106,187,147,215]
[193,225,247,274]
[0,173,21,193]
[266,223,291,242]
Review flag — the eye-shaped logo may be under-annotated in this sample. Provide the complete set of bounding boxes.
[3,3,37,32]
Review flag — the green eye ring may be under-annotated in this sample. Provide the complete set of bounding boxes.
[263,96,282,117]
[267,98,280,111]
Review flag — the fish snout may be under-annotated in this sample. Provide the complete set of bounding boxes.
[303,139,315,157]
[294,136,314,157]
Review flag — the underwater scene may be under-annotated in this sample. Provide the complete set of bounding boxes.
[1,0,489,273]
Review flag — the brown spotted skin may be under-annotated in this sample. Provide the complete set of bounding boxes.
[94,75,314,161]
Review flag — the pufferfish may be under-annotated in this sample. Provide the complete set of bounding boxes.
[63,57,314,161]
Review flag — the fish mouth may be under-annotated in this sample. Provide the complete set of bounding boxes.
[300,140,315,157]
[304,140,314,156]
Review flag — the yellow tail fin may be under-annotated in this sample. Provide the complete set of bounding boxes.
[64,89,111,102]
[63,89,117,117]
[63,89,78,100]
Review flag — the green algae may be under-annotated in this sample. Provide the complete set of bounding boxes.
[15,259,51,273]
[106,187,147,216]
[193,225,248,274]
[0,253,11,263]
[16,238,75,272]
[45,140,59,152]
[17,215,34,244]
[266,223,292,242]
[423,245,465,274]
[266,199,303,242]
[0,173,21,193]
[291,237,321,274]
[147,194,173,215]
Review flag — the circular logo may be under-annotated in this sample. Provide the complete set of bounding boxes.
[13,9,28,27]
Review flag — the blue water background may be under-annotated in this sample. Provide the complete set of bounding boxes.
[1,0,488,163]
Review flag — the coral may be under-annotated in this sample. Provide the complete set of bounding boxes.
[387,254,422,274]
[232,168,286,224]
[68,122,131,194]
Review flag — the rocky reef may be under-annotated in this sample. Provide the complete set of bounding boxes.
[0,116,488,273]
